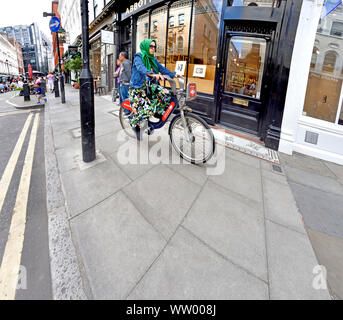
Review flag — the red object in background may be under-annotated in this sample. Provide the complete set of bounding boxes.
[189,83,196,99]
[28,64,33,80]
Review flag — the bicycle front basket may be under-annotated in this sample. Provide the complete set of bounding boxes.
[186,83,197,101]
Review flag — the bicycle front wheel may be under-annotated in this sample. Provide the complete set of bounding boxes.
[169,112,215,164]
[119,106,136,138]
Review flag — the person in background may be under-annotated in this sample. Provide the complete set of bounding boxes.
[118,51,132,106]
[34,82,46,104]
[114,59,122,102]
[47,72,55,93]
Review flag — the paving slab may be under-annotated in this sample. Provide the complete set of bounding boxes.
[128,227,269,300]
[284,165,343,196]
[266,220,331,300]
[324,161,343,184]
[70,191,166,299]
[227,148,261,169]
[279,152,336,179]
[289,182,343,238]
[60,157,130,217]
[123,165,201,240]
[307,228,343,300]
[183,180,267,281]
[263,177,306,234]
[167,163,208,186]
[261,161,289,186]
[209,157,263,203]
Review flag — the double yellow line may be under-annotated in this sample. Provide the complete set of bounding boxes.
[0,112,40,299]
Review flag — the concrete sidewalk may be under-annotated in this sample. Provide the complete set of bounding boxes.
[280,152,343,300]
[44,85,331,300]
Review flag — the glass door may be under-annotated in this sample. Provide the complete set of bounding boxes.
[219,34,270,135]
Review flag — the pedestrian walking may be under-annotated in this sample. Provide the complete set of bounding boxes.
[114,59,122,102]
[118,52,132,105]
[47,72,54,93]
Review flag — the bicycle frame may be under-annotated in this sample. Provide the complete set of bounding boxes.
[121,76,195,136]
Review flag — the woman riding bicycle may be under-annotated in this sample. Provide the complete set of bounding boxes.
[129,39,181,140]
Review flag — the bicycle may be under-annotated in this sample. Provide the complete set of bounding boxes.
[119,76,215,164]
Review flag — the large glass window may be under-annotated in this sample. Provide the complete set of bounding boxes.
[303,1,343,125]
[225,37,266,99]
[166,0,192,86]
[136,12,149,51]
[150,6,168,64]
[188,0,222,94]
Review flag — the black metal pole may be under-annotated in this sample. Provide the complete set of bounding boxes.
[80,0,95,162]
[56,32,66,103]
[54,75,60,97]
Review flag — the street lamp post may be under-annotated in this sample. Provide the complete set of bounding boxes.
[43,11,66,104]
[56,30,66,104]
[79,0,96,162]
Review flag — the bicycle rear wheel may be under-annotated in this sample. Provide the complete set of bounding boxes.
[169,112,215,164]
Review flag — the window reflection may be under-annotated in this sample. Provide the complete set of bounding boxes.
[136,12,149,52]
[303,1,343,125]
[230,0,277,7]
[225,37,266,99]
[150,6,168,64]
[166,0,192,88]
[188,0,221,94]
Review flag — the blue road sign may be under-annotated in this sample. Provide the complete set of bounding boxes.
[49,17,61,33]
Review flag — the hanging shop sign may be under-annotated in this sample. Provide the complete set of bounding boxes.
[101,30,114,45]
[58,31,67,44]
[121,0,164,20]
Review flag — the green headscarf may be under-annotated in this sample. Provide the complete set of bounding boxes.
[140,39,159,73]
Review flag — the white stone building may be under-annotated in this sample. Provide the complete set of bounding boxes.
[0,34,19,76]
[280,0,343,165]
[59,0,82,51]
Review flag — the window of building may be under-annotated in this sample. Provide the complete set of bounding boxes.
[169,16,175,28]
[330,21,343,37]
[136,12,149,50]
[153,20,158,32]
[178,14,185,26]
[166,1,192,88]
[322,51,337,73]
[303,1,343,125]
[188,0,222,94]
[144,23,149,34]
[150,7,168,64]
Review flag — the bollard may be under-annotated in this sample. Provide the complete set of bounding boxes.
[54,78,60,97]
[23,83,30,101]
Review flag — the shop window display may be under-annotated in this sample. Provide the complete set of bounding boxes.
[224,36,266,99]
[303,1,343,125]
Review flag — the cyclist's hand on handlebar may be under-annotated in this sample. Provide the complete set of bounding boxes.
[154,74,164,82]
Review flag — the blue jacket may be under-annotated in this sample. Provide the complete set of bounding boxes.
[130,52,176,89]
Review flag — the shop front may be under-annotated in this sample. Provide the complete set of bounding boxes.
[280,0,343,164]
[113,0,303,149]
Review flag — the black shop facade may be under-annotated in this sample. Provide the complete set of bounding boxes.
[111,0,303,150]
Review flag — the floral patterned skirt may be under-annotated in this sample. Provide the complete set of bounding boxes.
[128,81,172,128]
